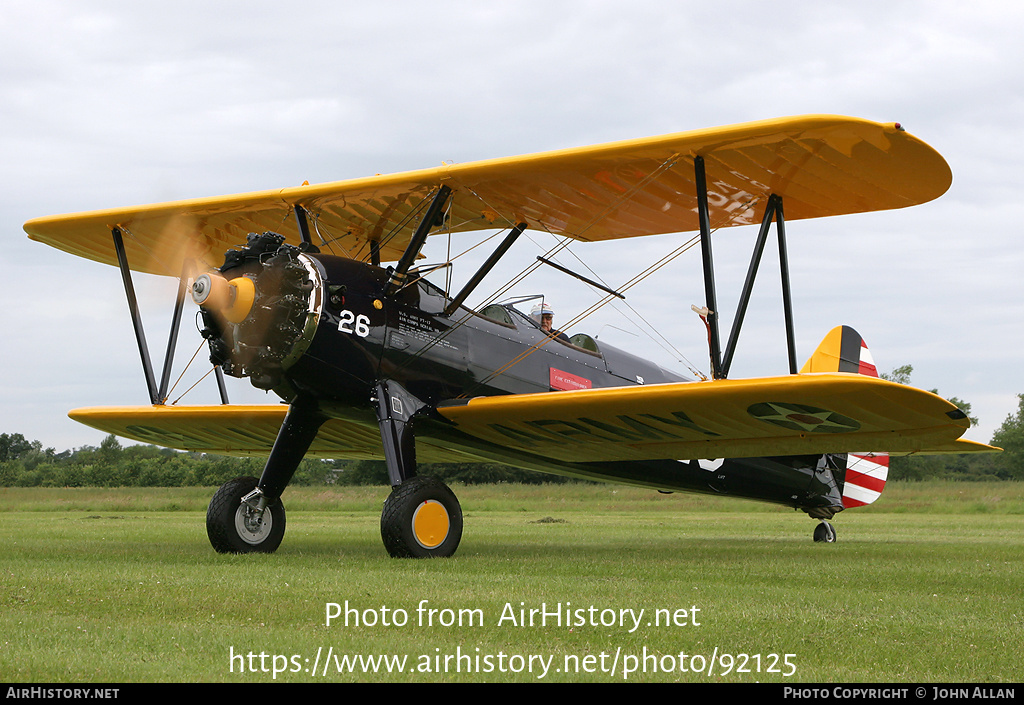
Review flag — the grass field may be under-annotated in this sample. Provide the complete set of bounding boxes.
[1,482,1022,683]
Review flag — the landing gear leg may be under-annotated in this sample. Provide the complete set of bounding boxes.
[374,380,463,558]
[813,521,837,543]
[206,396,325,553]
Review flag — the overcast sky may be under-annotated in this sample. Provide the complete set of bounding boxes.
[2,0,1022,452]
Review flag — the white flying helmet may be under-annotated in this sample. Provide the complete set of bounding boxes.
[530,302,554,323]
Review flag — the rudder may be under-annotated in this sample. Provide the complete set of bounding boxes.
[800,324,878,376]
[802,326,889,508]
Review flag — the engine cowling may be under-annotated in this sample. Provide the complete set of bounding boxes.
[194,232,322,392]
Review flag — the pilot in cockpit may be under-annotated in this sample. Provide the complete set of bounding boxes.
[530,303,570,343]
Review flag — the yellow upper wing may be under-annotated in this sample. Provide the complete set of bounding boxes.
[25,115,950,276]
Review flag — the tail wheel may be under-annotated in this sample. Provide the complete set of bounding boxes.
[381,476,462,558]
[207,476,286,553]
[813,521,837,543]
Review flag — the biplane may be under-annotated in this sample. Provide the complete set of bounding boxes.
[24,115,997,557]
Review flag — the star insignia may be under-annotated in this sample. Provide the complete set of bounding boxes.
[747,402,860,433]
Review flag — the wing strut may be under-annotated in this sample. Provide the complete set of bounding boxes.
[720,195,799,377]
[386,185,452,295]
[112,227,160,405]
[694,157,724,379]
[157,258,194,402]
[777,198,799,374]
[293,205,321,253]
[111,227,229,405]
[693,161,799,379]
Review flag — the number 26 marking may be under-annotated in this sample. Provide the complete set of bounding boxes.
[338,310,370,337]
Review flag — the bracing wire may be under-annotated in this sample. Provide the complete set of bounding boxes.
[383,153,712,383]
[171,366,218,406]
[463,191,767,391]
[164,339,208,403]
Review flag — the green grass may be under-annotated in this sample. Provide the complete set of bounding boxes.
[1,482,1022,683]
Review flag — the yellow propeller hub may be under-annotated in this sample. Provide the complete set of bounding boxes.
[192,273,256,323]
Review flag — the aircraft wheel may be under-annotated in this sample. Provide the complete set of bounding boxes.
[207,476,286,553]
[381,476,462,558]
[813,521,837,543]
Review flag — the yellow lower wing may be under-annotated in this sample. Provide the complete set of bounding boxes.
[437,374,997,462]
[69,405,372,458]
[68,405,360,459]
[70,374,997,463]
[68,404,484,463]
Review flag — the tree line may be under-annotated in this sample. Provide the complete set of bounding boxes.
[0,432,570,488]
[879,366,1023,481]
[2,369,1022,487]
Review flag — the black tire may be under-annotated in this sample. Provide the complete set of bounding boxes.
[207,476,286,553]
[381,476,462,558]
[813,521,837,543]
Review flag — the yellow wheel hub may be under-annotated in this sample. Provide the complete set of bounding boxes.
[412,500,450,549]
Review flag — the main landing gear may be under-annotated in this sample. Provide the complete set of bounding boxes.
[204,382,464,558]
[207,476,286,553]
[206,395,322,555]
[381,476,463,558]
[374,379,463,558]
[205,471,463,557]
